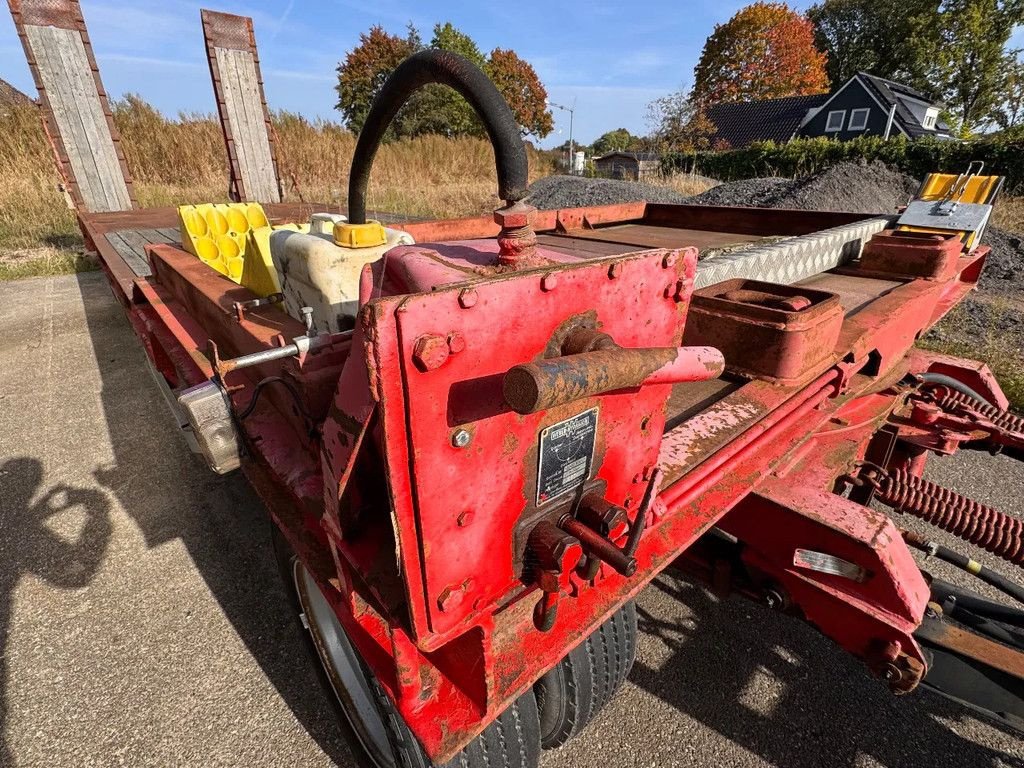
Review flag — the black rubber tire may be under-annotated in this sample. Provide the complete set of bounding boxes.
[272,524,541,768]
[534,600,638,749]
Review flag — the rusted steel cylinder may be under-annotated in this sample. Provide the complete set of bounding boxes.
[877,469,1024,567]
[559,516,637,576]
[504,346,725,414]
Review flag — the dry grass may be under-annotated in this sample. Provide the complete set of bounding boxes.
[992,193,1024,234]
[0,97,555,261]
[646,172,719,197]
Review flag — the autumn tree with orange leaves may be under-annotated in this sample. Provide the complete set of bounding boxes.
[691,2,829,106]
[335,24,553,140]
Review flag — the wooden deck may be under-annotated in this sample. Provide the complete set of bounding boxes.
[104,228,181,278]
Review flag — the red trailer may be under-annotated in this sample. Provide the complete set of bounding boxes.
[79,52,1023,766]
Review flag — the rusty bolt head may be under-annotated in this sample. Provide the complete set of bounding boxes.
[662,252,678,268]
[493,201,536,230]
[412,334,450,371]
[457,510,474,527]
[608,262,623,279]
[437,581,471,612]
[452,428,472,448]
[458,288,478,308]
[447,332,466,354]
[541,273,558,291]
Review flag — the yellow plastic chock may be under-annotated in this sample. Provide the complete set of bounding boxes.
[334,220,387,248]
[177,202,277,290]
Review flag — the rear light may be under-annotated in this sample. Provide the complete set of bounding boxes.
[177,381,240,474]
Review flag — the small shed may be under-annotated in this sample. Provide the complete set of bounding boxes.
[594,151,661,181]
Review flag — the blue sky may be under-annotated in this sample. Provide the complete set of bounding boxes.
[1,1,1022,148]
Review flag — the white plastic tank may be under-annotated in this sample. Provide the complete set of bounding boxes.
[270,216,414,333]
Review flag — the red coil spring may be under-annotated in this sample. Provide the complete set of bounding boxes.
[876,469,1024,567]
[937,390,1024,434]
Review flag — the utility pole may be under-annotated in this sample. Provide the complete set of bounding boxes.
[547,99,577,174]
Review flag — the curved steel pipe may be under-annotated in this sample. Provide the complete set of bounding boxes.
[347,50,529,224]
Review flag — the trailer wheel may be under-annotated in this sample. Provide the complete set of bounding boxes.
[534,600,638,749]
[273,527,541,768]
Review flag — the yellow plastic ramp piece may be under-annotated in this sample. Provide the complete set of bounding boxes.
[177,202,274,287]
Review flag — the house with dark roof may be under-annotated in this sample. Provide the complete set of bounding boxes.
[705,73,953,150]
[705,93,829,149]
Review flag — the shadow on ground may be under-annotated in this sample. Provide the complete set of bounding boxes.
[632,571,1023,768]
[0,457,112,764]
[74,272,354,766]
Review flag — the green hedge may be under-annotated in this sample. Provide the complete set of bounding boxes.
[663,136,1024,193]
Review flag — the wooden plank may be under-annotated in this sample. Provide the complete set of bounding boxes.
[25,24,131,212]
[134,228,173,245]
[105,231,151,277]
[47,24,128,211]
[156,228,182,243]
[216,46,280,203]
[561,224,764,251]
[231,47,276,202]
[28,25,101,208]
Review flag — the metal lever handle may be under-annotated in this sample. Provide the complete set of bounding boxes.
[503,345,724,415]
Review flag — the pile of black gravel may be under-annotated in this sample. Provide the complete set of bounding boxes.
[687,160,920,214]
[977,226,1024,293]
[526,175,692,209]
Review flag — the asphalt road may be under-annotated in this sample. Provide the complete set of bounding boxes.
[0,272,1021,767]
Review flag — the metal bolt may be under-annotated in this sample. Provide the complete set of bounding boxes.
[881,663,902,683]
[608,262,622,279]
[447,332,466,354]
[764,589,784,610]
[300,306,315,334]
[541,273,558,291]
[458,288,478,308]
[452,428,472,448]
[412,334,450,371]
[437,580,471,612]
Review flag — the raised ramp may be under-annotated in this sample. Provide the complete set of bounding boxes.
[8,0,136,212]
[201,9,282,204]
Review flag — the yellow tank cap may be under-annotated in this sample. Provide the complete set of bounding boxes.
[334,220,387,248]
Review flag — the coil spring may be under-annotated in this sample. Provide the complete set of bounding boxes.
[937,390,1024,434]
[876,469,1024,567]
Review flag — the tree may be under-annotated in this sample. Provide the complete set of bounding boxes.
[335,22,553,140]
[931,0,1024,135]
[335,25,420,135]
[807,0,941,90]
[691,2,829,105]
[485,49,554,138]
[591,128,640,155]
[405,23,488,137]
[993,58,1024,130]
[646,91,716,153]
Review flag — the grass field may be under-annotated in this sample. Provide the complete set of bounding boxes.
[0,96,560,276]
[0,97,719,279]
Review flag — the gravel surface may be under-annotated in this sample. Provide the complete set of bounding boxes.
[526,174,692,209]
[1,273,1022,767]
[687,160,920,214]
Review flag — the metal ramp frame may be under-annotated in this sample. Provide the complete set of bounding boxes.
[8,0,137,212]
[200,9,283,204]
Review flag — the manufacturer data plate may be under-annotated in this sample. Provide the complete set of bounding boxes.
[537,407,598,505]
